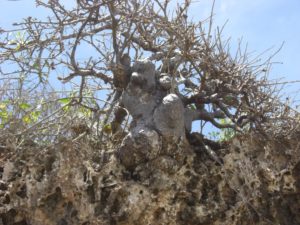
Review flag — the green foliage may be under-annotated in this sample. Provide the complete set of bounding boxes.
[19,102,31,110]
[0,101,10,127]
[0,99,44,127]
[208,130,221,141]
[58,97,72,105]
[58,97,72,112]
[22,110,41,124]
[7,31,27,51]
[208,118,236,142]
[102,124,112,134]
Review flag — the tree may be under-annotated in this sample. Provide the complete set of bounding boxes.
[0,0,300,225]
[1,1,300,224]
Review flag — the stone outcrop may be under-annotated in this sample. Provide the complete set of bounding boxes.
[0,60,299,225]
[1,133,300,225]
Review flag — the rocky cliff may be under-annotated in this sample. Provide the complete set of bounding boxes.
[1,59,300,225]
[1,131,300,225]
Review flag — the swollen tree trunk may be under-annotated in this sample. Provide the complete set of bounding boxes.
[117,59,191,173]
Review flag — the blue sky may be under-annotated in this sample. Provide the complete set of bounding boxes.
[0,0,299,95]
[190,0,300,96]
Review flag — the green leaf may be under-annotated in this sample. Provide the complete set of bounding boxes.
[62,105,70,112]
[30,111,41,122]
[190,104,196,110]
[23,115,32,124]
[0,111,8,120]
[32,59,40,70]
[58,97,72,105]
[19,102,31,110]
[22,110,41,124]
[102,124,112,134]
[79,107,92,117]
[0,103,7,110]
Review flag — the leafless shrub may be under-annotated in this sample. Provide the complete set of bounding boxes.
[0,0,299,147]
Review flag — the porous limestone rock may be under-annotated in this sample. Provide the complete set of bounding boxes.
[1,131,300,225]
[1,59,299,225]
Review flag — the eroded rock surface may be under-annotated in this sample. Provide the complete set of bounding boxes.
[0,60,299,225]
[1,133,300,225]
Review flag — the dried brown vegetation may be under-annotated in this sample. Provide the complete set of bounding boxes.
[0,1,300,225]
[0,0,299,142]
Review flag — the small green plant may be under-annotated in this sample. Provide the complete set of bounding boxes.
[208,118,236,142]
[0,101,10,127]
